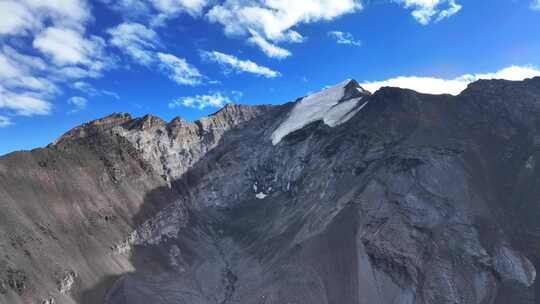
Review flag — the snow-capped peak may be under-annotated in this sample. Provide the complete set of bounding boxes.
[271,79,370,145]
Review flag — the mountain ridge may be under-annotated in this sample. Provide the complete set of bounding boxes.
[1,76,537,158]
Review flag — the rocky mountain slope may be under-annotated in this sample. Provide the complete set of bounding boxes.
[1,78,540,304]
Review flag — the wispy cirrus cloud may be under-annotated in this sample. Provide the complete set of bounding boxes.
[101,0,212,26]
[328,31,362,47]
[102,90,121,99]
[107,22,159,65]
[72,81,120,100]
[34,27,106,68]
[0,47,57,95]
[0,115,12,128]
[532,0,540,10]
[207,0,362,58]
[67,96,88,113]
[0,46,56,117]
[72,81,98,95]
[361,65,540,95]
[394,0,462,25]
[0,85,52,116]
[0,0,91,36]
[107,23,207,86]
[201,51,280,78]
[169,91,238,110]
[157,52,205,85]
[0,1,39,35]
[247,30,292,59]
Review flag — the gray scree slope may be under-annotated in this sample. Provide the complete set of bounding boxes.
[1,78,540,304]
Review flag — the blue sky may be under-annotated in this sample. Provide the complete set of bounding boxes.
[1,0,540,155]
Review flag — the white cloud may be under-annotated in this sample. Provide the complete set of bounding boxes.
[0,116,12,128]
[100,0,152,20]
[201,50,280,78]
[67,96,88,112]
[53,66,102,80]
[73,81,97,95]
[169,92,234,110]
[532,0,540,10]
[150,0,211,16]
[474,66,540,81]
[25,0,90,27]
[395,0,462,24]
[207,0,361,57]
[157,52,204,85]
[0,85,52,116]
[102,90,121,99]
[33,27,105,66]
[362,75,466,95]
[0,47,57,117]
[32,26,110,82]
[0,0,90,36]
[107,23,205,86]
[102,0,211,26]
[361,65,540,95]
[0,0,112,126]
[0,1,40,35]
[0,50,56,94]
[207,0,362,40]
[0,2,108,122]
[108,22,159,65]
[0,53,20,79]
[434,0,461,22]
[72,81,120,99]
[328,31,361,47]
[103,0,461,62]
[2,46,47,71]
[231,90,243,101]
[247,30,291,59]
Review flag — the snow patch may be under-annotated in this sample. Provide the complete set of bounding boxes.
[525,156,535,169]
[324,97,364,127]
[271,80,367,145]
[255,192,267,199]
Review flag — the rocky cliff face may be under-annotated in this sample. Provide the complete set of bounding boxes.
[1,78,540,304]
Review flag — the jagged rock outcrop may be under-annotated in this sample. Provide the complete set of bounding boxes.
[55,104,271,184]
[1,78,540,304]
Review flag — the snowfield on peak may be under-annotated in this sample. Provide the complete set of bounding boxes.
[271,80,368,145]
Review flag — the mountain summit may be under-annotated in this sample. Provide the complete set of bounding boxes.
[1,78,540,304]
[271,79,370,145]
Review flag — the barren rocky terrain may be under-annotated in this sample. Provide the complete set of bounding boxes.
[1,78,540,304]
